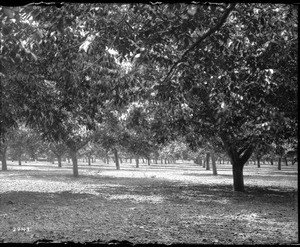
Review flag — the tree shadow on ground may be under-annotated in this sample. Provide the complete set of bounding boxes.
[183,172,297,181]
[0,179,296,210]
[1,170,122,183]
[1,165,297,209]
[0,190,95,206]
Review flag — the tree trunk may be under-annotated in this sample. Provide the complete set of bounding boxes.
[232,163,245,192]
[19,156,22,166]
[114,149,120,170]
[270,158,274,165]
[199,158,202,166]
[202,159,206,168]
[223,138,254,192]
[57,155,62,168]
[130,158,132,164]
[211,151,217,175]
[206,152,210,170]
[120,158,123,164]
[88,156,91,166]
[147,158,150,166]
[1,147,7,171]
[284,157,288,166]
[135,157,139,168]
[69,149,78,177]
[194,157,198,164]
[257,157,260,168]
[278,157,282,170]
[106,150,109,164]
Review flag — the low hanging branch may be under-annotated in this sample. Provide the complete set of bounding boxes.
[163,3,236,82]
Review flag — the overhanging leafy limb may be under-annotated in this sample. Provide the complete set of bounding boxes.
[163,3,236,82]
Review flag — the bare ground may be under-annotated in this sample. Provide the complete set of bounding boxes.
[0,160,298,244]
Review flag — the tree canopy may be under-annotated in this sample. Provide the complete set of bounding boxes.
[0,3,297,191]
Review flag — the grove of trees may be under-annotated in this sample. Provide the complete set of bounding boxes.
[0,3,297,191]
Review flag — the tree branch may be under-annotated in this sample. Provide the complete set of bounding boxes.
[237,136,254,156]
[163,3,236,82]
[240,145,255,165]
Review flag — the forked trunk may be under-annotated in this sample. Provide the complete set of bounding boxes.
[69,149,78,177]
[222,137,254,192]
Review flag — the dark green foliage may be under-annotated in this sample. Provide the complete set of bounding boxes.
[0,4,297,190]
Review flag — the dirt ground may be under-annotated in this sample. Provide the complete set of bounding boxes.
[0,160,298,244]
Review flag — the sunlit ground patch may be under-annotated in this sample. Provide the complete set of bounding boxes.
[194,196,230,205]
[107,194,164,203]
[0,179,110,196]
